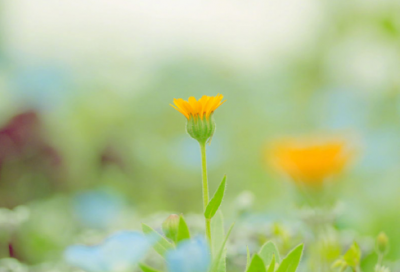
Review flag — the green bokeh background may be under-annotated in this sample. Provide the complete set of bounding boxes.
[0,0,399,269]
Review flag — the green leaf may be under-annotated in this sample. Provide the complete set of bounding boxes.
[246,254,267,272]
[176,215,191,243]
[343,242,361,268]
[210,223,235,272]
[276,244,303,272]
[259,241,281,265]
[205,176,227,219]
[138,263,162,272]
[142,223,174,257]
[211,211,225,253]
[215,248,227,272]
[246,246,251,271]
[267,255,276,272]
[211,211,226,272]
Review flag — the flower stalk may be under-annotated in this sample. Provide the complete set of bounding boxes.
[170,94,226,254]
[200,142,212,251]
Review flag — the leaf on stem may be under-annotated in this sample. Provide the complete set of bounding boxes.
[210,223,235,272]
[205,176,227,219]
[211,211,226,272]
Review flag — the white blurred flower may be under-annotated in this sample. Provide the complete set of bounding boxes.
[325,34,400,93]
[0,206,30,231]
[0,258,28,272]
[375,264,391,272]
[234,191,255,212]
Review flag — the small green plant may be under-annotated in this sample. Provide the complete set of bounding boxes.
[332,233,391,272]
[332,242,362,272]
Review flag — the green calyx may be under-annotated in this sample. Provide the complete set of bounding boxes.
[186,115,216,144]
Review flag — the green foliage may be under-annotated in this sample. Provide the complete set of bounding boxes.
[246,247,251,271]
[176,215,191,243]
[142,223,174,257]
[276,244,303,272]
[267,255,276,272]
[210,223,235,272]
[211,211,226,272]
[246,254,267,272]
[139,263,162,272]
[332,242,362,272]
[211,211,225,252]
[259,241,281,265]
[245,240,302,272]
[343,242,361,268]
[205,176,227,219]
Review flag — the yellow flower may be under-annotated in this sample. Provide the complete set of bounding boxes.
[171,95,226,144]
[170,94,226,120]
[270,137,351,185]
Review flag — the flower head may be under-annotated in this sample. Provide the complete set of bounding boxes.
[170,94,226,120]
[171,95,226,144]
[270,137,351,185]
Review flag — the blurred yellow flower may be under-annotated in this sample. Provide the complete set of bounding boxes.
[170,94,226,120]
[270,137,351,185]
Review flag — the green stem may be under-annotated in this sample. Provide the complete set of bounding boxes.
[200,142,212,252]
[200,142,209,210]
[378,253,383,266]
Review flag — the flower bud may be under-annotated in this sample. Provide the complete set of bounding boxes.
[162,214,180,242]
[186,115,216,144]
[376,232,389,255]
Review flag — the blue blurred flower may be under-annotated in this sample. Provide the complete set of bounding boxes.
[73,189,124,229]
[312,87,368,130]
[358,129,400,171]
[64,231,155,272]
[10,64,72,111]
[166,237,211,272]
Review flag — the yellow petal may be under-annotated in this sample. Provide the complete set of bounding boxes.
[188,96,201,115]
[170,104,189,119]
[171,94,225,120]
[173,99,191,119]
